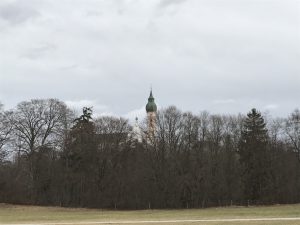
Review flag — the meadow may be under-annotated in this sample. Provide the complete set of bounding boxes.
[1,203,300,225]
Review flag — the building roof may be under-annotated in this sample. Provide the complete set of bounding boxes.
[146,90,157,113]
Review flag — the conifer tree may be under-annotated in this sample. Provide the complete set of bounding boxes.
[62,107,98,206]
[239,108,272,203]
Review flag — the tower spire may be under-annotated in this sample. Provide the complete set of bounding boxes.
[150,85,153,98]
[146,87,157,141]
[146,89,156,111]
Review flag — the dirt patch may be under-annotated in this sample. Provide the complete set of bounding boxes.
[0,203,13,208]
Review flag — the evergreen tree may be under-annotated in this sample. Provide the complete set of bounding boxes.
[62,107,98,206]
[239,108,272,203]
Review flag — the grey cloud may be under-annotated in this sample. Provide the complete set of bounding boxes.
[86,10,103,17]
[21,44,56,60]
[0,0,299,119]
[0,2,39,25]
[213,99,236,105]
[158,0,187,8]
[59,64,79,71]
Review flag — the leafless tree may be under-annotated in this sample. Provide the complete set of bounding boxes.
[180,112,200,151]
[156,106,183,153]
[285,109,300,161]
[222,114,244,150]
[207,114,224,151]
[94,116,130,149]
[11,99,73,155]
[2,101,300,208]
[0,103,13,161]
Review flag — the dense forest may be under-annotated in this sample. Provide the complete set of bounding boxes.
[0,99,300,209]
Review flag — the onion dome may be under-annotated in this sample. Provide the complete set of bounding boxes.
[146,90,157,113]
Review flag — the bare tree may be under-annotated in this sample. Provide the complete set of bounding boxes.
[222,114,244,150]
[11,99,73,155]
[207,114,224,151]
[0,103,13,161]
[2,101,300,208]
[94,116,130,149]
[156,106,183,152]
[285,109,300,161]
[181,112,200,151]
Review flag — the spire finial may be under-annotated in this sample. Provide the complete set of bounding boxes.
[149,84,153,98]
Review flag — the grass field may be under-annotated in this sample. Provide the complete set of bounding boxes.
[1,203,300,225]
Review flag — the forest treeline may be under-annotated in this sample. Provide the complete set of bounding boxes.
[0,99,300,209]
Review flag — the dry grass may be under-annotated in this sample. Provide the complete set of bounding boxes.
[0,203,300,224]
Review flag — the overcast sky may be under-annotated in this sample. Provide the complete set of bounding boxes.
[0,0,299,120]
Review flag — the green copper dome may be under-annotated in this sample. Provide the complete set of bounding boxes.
[146,90,157,113]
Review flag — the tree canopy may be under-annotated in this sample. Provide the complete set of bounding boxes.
[0,100,300,208]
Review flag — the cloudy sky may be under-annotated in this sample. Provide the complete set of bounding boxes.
[0,0,299,120]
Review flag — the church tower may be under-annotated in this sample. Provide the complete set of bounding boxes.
[146,89,157,139]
